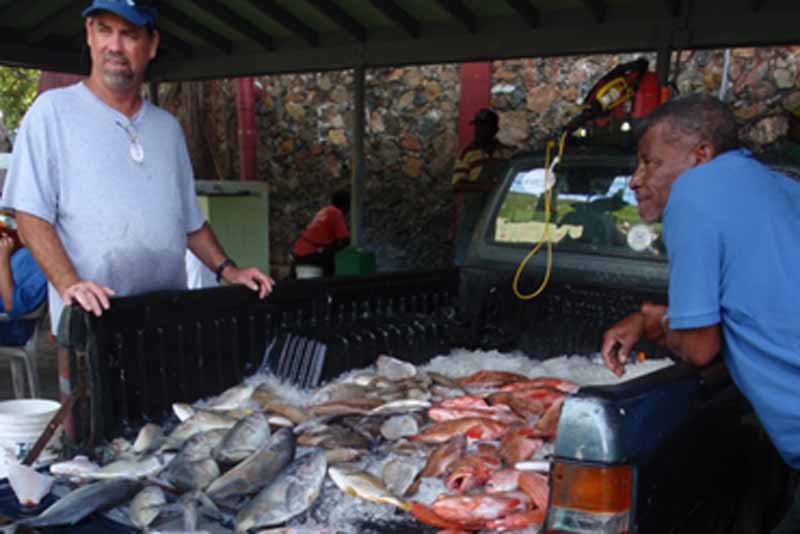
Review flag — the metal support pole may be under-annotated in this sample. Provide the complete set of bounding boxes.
[148,81,159,106]
[351,66,366,247]
[656,41,672,88]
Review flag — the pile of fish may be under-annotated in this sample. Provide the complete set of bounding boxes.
[4,354,588,533]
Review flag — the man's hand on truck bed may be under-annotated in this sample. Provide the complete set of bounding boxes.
[220,265,275,299]
[62,280,115,317]
[601,312,645,376]
[601,303,668,376]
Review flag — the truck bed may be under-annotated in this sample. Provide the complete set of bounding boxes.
[54,269,781,533]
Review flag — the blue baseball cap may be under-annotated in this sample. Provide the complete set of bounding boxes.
[82,0,157,29]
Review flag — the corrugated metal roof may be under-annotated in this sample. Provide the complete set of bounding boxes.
[0,0,798,81]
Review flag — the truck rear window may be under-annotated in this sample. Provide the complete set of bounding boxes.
[492,162,665,259]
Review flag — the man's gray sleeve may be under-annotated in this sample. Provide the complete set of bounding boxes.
[2,98,59,224]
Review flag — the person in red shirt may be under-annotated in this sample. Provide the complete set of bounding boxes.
[291,191,351,277]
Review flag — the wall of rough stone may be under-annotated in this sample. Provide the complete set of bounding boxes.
[162,46,800,275]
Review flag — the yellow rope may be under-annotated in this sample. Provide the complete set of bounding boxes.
[512,131,568,300]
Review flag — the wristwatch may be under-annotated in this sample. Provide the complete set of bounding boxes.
[215,258,237,282]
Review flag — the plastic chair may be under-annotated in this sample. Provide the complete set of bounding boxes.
[0,303,48,399]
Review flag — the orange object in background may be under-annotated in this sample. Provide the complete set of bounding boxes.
[660,85,673,104]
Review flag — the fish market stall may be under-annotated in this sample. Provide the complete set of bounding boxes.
[0,346,670,533]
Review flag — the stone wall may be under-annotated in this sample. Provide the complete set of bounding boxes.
[163,47,800,274]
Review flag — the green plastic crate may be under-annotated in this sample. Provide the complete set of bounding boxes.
[335,246,376,276]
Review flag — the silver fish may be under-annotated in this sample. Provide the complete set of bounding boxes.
[133,423,165,454]
[48,455,99,480]
[206,427,295,503]
[309,400,376,417]
[310,382,369,405]
[267,415,295,428]
[178,428,228,462]
[167,410,237,446]
[382,458,421,497]
[155,490,226,531]
[405,388,431,401]
[342,370,378,387]
[261,401,311,424]
[324,448,366,465]
[129,485,166,530]
[235,449,327,531]
[297,425,371,450]
[213,412,271,465]
[164,457,221,492]
[369,399,431,416]
[12,479,141,529]
[87,454,169,480]
[328,465,410,510]
[110,437,132,458]
[380,415,419,441]
[428,371,470,394]
[206,383,255,411]
[173,402,196,422]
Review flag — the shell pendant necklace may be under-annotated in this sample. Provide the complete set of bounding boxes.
[115,120,144,164]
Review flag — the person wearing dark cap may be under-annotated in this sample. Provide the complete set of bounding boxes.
[451,108,514,264]
[2,0,274,334]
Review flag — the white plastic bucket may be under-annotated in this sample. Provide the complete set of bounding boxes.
[296,264,323,279]
[0,399,61,465]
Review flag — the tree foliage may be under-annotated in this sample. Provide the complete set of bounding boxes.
[0,66,40,134]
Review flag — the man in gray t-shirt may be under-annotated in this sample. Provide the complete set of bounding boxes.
[2,1,274,333]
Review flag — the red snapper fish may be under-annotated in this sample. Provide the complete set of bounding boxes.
[409,502,484,531]
[419,434,467,479]
[499,376,580,393]
[485,469,522,493]
[410,418,508,444]
[490,387,565,411]
[445,456,493,493]
[486,508,547,531]
[518,471,550,510]
[533,396,565,439]
[499,427,544,465]
[437,395,490,410]
[445,445,502,493]
[457,370,530,388]
[427,405,524,426]
[432,491,532,523]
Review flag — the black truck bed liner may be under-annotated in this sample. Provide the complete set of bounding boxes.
[61,270,458,441]
[61,267,671,444]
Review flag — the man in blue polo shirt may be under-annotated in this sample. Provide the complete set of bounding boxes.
[600,95,800,533]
